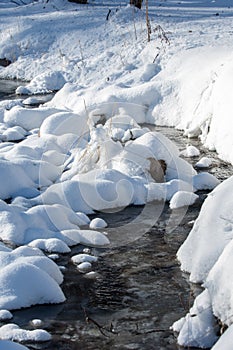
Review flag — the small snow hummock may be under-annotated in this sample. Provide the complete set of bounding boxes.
[195,157,213,168]
[193,172,220,191]
[16,71,66,95]
[77,262,92,273]
[169,191,199,209]
[71,253,98,265]
[72,253,98,274]
[0,246,65,311]
[89,218,108,229]
[172,289,218,348]
[28,238,71,254]
[0,323,51,342]
[0,309,13,321]
[30,319,44,328]
[180,145,200,158]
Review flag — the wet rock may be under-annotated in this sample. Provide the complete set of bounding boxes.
[148,157,166,183]
[0,58,11,67]
[68,0,87,3]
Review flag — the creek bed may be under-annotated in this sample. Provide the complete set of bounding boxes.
[12,128,233,350]
[0,82,233,349]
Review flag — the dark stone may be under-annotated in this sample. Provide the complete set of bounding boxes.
[0,58,11,67]
[68,0,87,3]
[130,0,143,9]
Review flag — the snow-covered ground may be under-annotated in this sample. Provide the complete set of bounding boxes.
[0,0,233,348]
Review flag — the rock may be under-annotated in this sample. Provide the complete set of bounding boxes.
[148,157,166,183]
[0,58,11,67]
[68,0,87,4]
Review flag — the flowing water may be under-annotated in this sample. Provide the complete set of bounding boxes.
[0,80,233,350]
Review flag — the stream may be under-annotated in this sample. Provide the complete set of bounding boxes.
[0,80,233,350]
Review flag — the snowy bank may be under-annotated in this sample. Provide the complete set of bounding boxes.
[174,176,233,347]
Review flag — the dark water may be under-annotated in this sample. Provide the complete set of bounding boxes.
[0,79,54,105]
[0,79,22,99]
[0,83,232,349]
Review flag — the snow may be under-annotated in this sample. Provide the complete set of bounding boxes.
[30,319,43,328]
[0,323,51,342]
[169,191,198,209]
[89,218,108,229]
[28,238,71,253]
[175,176,233,347]
[16,71,66,95]
[193,172,220,191]
[0,341,29,350]
[180,145,200,158]
[0,0,232,347]
[71,253,98,265]
[172,289,218,348]
[0,246,65,310]
[177,176,233,284]
[195,156,213,168]
[0,310,13,321]
[77,261,92,273]
[212,325,233,350]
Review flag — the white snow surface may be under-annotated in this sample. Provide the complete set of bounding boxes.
[0,341,29,350]
[0,0,233,347]
[169,191,198,209]
[0,324,51,342]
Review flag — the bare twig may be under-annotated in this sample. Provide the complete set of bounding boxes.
[82,307,118,337]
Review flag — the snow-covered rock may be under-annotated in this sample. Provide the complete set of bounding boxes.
[0,324,51,342]
[89,218,108,229]
[169,191,198,209]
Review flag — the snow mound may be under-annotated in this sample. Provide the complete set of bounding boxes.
[180,145,200,158]
[0,246,65,310]
[77,261,92,273]
[89,218,108,229]
[172,289,218,348]
[0,309,13,321]
[169,191,198,209]
[0,323,51,342]
[39,111,88,137]
[4,106,61,131]
[71,253,98,265]
[61,229,110,247]
[28,238,71,253]
[195,157,213,168]
[16,71,66,95]
[177,176,233,284]
[193,172,220,191]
